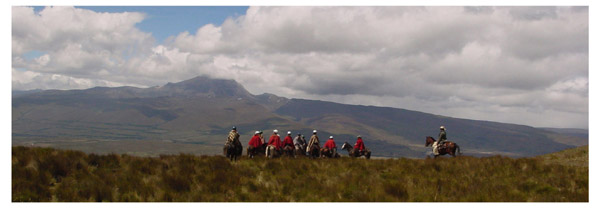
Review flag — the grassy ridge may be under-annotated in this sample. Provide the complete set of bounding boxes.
[12,146,588,202]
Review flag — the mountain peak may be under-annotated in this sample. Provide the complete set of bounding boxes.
[163,76,252,98]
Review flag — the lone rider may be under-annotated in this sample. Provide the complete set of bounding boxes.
[226,126,240,147]
[248,131,263,157]
[307,130,320,153]
[283,131,294,149]
[433,126,447,156]
[324,136,337,157]
[293,133,306,151]
[354,135,366,155]
[267,129,282,154]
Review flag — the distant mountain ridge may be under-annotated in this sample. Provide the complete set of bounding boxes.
[12,76,588,157]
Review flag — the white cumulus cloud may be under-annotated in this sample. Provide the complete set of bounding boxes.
[12,6,589,128]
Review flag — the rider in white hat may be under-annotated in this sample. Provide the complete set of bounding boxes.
[283,131,294,150]
[307,129,320,153]
[324,135,337,157]
[433,126,447,156]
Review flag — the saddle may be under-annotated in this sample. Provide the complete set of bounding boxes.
[438,141,453,151]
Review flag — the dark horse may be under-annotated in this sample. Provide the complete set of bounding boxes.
[307,144,320,158]
[247,143,266,158]
[341,142,371,159]
[425,136,461,158]
[224,142,243,161]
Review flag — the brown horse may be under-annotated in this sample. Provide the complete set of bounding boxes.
[425,136,461,158]
[320,148,340,158]
[282,145,295,157]
[341,142,371,159]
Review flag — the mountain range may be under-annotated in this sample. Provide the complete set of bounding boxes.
[12,76,588,157]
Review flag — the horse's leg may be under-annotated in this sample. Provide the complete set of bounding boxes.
[452,145,457,157]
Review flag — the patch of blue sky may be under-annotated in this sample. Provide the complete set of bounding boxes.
[22,50,46,60]
[76,6,249,43]
[31,6,248,43]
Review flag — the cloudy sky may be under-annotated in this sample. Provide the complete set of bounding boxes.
[11,6,589,129]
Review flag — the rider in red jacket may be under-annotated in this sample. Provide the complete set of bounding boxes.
[248,131,263,148]
[267,130,282,150]
[282,131,294,149]
[324,136,337,156]
[354,135,366,153]
[324,136,337,149]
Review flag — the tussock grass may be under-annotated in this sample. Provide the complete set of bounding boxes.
[12,146,588,202]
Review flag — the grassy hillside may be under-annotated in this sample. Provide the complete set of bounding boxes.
[537,145,588,167]
[12,146,587,202]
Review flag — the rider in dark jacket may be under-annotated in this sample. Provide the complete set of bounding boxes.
[434,126,447,155]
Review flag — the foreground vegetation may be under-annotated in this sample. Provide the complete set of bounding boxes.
[12,146,588,202]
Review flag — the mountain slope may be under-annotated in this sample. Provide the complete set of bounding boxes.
[12,76,586,157]
[275,99,579,156]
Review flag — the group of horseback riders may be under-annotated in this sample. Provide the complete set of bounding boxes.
[225,125,459,161]
[224,126,369,160]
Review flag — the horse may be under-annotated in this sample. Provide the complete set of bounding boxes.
[425,136,461,158]
[320,147,340,158]
[265,145,281,158]
[294,144,307,157]
[307,144,320,158]
[223,141,243,161]
[282,145,295,157]
[247,143,266,158]
[341,142,371,159]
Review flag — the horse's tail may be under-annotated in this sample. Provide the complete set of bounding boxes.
[265,146,270,157]
[456,144,461,156]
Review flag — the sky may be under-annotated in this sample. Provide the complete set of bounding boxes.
[11,6,589,129]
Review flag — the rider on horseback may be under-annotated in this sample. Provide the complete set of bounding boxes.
[307,130,320,154]
[433,126,447,156]
[324,136,337,157]
[354,135,366,155]
[283,131,294,149]
[267,129,282,154]
[248,131,263,157]
[226,126,241,147]
[293,133,306,151]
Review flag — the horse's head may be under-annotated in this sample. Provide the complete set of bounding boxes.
[425,136,436,147]
[341,142,352,150]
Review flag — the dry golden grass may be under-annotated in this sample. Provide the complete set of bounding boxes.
[12,146,588,202]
